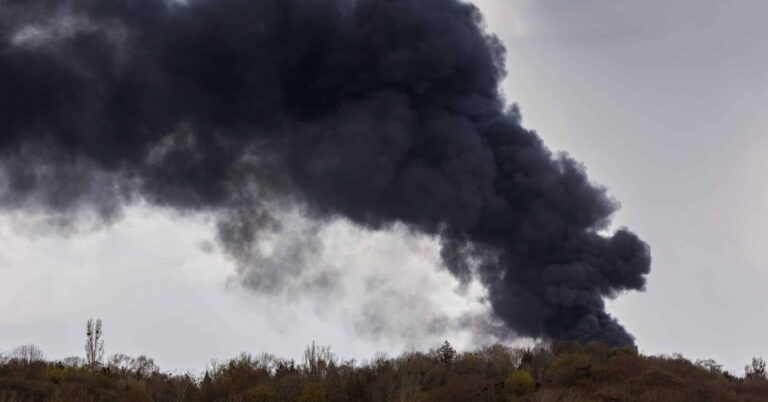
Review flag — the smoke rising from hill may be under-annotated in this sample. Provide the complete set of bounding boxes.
[0,0,650,346]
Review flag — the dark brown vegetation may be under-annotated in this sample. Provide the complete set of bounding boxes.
[2,341,768,402]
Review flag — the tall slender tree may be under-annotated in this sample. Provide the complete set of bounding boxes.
[85,318,104,368]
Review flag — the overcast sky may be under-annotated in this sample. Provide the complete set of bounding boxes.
[2,0,767,375]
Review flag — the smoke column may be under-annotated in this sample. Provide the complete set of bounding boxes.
[0,0,650,346]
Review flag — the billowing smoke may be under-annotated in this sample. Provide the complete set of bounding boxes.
[0,0,650,346]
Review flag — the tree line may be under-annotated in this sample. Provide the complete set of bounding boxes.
[2,319,768,401]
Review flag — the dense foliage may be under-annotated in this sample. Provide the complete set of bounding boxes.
[1,341,768,401]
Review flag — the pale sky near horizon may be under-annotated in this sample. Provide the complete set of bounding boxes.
[2,0,768,375]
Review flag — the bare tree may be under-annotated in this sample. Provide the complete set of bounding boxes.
[85,318,104,368]
[746,357,767,379]
[10,344,44,365]
[105,353,158,378]
[303,341,336,379]
[695,358,723,374]
[131,355,159,378]
[61,356,84,368]
[108,353,134,374]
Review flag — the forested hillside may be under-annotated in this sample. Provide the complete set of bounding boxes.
[2,340,768,402]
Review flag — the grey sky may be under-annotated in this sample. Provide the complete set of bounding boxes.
[2,0,767,375]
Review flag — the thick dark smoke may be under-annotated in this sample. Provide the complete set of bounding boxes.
[0,0,650,346]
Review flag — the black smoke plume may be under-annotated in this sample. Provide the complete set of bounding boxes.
[0,0,650,346]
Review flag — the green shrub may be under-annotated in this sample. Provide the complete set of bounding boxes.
[298,382,327,402]
[45,366,64,384]
[505,369,535,396]
[247,384,278,402]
